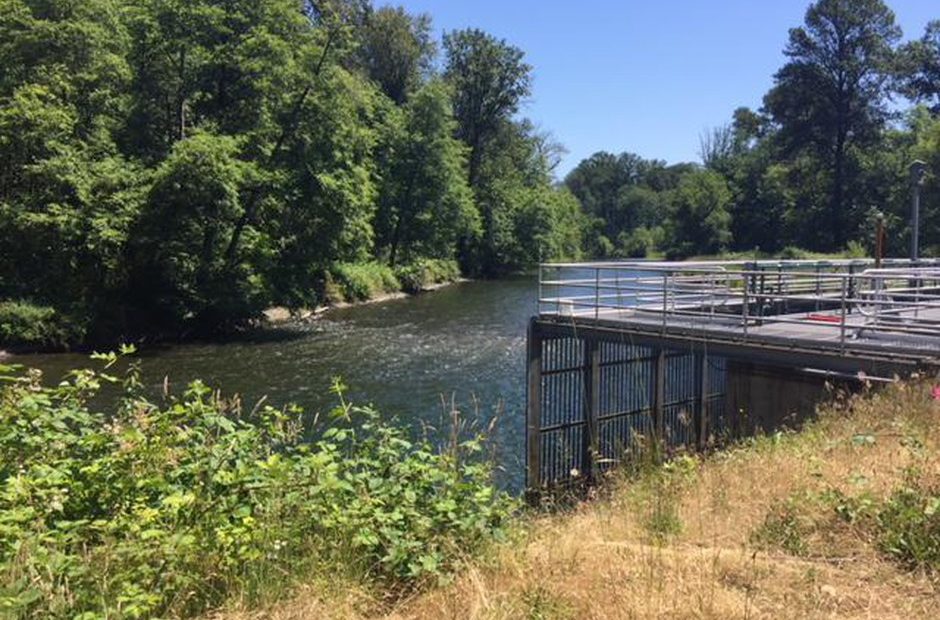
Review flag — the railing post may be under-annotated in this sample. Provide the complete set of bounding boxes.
[661,273,669,333]
[594,267,600,322]
[537,263,544,316]
[815,263,821,312]
[839,277,848,354]
[848,263,856,315]
[742,276,750,340]
[525,318,543,499]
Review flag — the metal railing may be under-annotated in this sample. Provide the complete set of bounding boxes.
[538,259,940,354]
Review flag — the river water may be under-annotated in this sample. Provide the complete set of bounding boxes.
[14,277,537,487]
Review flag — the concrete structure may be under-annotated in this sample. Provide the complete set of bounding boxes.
[526,259,940,493]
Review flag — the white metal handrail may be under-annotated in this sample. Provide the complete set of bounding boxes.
[538,259,940,354]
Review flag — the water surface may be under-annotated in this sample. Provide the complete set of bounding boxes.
[15,278,537,486]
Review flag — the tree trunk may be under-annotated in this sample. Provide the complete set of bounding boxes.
[831,127,847,250]
[177,48,187,141]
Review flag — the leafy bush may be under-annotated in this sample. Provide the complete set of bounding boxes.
[0,354,513,618]
[843,240,868,259]
[394,259,461,294]
[0,301,84,350]
[751,498,811,556]
[616,227,661,258]
[626,454,698,542]
[331,262,401,302]
[778,246,810,260]
[876,479,940,571]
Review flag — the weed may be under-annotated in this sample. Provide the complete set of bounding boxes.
[876,475,940,571]
[751,498,811,556]
[518,584,574,620]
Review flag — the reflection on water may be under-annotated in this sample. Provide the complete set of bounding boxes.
[14,277,537,489]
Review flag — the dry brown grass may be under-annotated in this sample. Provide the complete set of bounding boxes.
[214,379,940,620]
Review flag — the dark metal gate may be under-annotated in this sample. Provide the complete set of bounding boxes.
[526,319,727,491]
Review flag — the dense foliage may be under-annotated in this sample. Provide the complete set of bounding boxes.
[0,353,513,618]
[567,0,940,260]
[0,0,582,348]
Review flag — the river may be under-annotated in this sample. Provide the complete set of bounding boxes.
[14,277,536,488]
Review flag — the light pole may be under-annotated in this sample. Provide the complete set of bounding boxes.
[910,160,927,262]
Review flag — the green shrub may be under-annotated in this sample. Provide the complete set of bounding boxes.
[627,454,698,542]
[843,240,868,259]
[0,354,513,618]
[331,262,400,302]
[778,246,810,260]
[394,259,461,294]
[876,480,940,571]
[616,227,660,259]
[751,498,811,556]
[0,301,84,350]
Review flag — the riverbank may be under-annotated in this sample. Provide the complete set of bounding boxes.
[214,379,940,619]
[262,278,468,325]
[0,259,468,354]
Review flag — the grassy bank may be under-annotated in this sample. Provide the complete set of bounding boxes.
[218,379,940,619]
[325,259,462,304]
[0,259,464,351]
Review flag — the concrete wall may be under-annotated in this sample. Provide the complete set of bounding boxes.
[724,361,835,436]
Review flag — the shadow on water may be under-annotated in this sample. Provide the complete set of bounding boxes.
[14,277,537,491]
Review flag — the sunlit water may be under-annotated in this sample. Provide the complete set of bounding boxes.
[14,278,537,489]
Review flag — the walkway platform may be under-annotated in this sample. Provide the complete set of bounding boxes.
[537,259,940,376]
[526,259,940,494]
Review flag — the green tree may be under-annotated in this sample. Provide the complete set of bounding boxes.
[663,169,732,259]
[763,0,901,249]
[443,28,532,189]
[126,132,260,331]
[898,21,940,115]
[356,6,435,105]
[375,81,479,265]
[0,0,138,341]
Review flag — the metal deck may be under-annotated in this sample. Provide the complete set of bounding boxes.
[537,259,940,375]
[526,259,940,494]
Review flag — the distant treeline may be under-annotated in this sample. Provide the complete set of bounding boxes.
[1,0,939,349]
[566,0,940,262]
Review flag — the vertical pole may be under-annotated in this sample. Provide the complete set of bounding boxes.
[847,263,856,315]
[912,176,921,262]
[661,273,668,333]
[875,214,884,270]
[582,338,600,483]
[525,318,543,497]
[911,160,927,263]
[594,267,600,322]
[815,263,821,312]
[839,277,847,354]
[653,348,666,458]
[742,277,750,339]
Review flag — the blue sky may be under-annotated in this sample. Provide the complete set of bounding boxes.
[377,0,938,177]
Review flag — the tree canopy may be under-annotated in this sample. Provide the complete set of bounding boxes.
[0,0,582,347]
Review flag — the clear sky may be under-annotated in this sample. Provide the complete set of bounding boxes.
[377,0,938,177]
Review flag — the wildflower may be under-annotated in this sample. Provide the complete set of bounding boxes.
[932,385,940,401]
